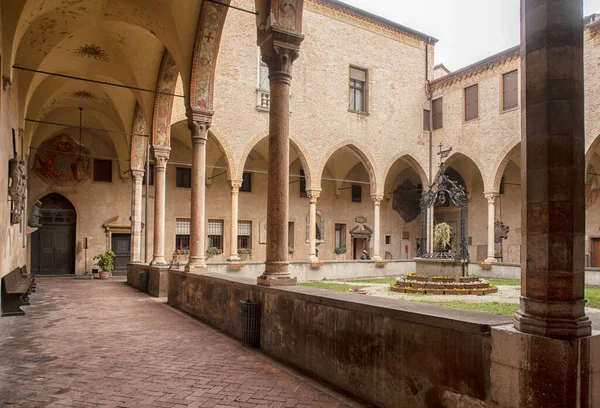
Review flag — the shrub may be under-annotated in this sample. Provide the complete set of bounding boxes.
[334,245,347,254]
[93,250,115,273]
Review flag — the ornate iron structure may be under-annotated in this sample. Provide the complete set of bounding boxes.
[417,149,470,264]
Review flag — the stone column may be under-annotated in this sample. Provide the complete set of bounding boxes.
[371,195,384,261]
[130,169,144,263]
[485,193,498,263]
[427,207,434,254]
[151,146,170,265]
[307,190,320,262]
[228,179,242,262]
[185,110,213,273]
[256,27,304,287]
[515,0,591,338]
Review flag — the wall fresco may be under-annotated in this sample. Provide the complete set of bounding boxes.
[33,134,91,187]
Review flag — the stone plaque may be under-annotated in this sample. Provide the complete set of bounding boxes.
[259,221,267,244]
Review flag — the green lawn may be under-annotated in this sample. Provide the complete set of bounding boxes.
[299,282,365,292]
[414,301,518,316]
[346,277,396,285]
[587,286,600,309]
[487,278,521,286]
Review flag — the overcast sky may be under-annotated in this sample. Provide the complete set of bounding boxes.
[339,0,600,71]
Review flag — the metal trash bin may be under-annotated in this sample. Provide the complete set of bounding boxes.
[240,300,261,347]
[139,271,149,293]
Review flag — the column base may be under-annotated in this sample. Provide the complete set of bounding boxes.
[484,257,497,263]
[371,256,383,262]
[227,255,241,262]
[308,255,319,263]
[514,296,592,338]
[150,258,167,266]
[257,274,297,287]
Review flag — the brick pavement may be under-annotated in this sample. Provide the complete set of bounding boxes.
[0,279,372,408]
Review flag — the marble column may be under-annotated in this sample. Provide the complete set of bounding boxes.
[515,0,591,338]
[185,110,213,273]
[130,169,144,263]
[485,193,498,263]
[256,27,304,286]
[228,179,242,262]
[307,190,320,262]
[151,146,170,266]
[371,195,383,261]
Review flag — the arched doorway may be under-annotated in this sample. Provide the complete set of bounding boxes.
[31,194,76,275]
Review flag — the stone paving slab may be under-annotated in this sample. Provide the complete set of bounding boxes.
[0,279,372,408]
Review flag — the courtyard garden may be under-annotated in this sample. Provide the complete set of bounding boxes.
[299,277,600,316]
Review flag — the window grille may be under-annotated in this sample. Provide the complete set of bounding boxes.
[238,221,252,249]
[208,219,223,250]
[176,218,190,251]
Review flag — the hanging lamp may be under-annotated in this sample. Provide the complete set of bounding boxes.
[75,107,88,181]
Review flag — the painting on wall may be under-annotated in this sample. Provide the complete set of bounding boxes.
[33,134,91,187]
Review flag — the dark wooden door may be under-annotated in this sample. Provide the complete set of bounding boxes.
[593,239,600,267]
[112,234,131,272]
[31,194,76,275]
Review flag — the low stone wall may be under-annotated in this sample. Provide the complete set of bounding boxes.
[127,263,147,291]
[472,262,600,285]
[148,266,169,297]
[168,270,512,408]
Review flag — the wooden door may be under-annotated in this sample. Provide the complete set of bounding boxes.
[353,238,366,260]
[31,194,76,275]
[112,234,131,272]
[593,239,600,267]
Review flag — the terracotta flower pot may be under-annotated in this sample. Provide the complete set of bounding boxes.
[99,271,110,280]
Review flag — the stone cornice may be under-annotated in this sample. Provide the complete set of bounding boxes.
[431,46,520,92]
[307,0,437,46]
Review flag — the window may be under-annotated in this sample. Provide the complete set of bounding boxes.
[423,109,430,131]
[142,163,154,186]
[352,185,362,203]
[503,70,518,111]
[258,61,270,109]
[335,224,347,248]
[93,159,112,182]
[176,167,191,188]
[432,98,443,130]
[300,169,307,198]
[349,67,367,112]
[208,220,224,250]
[237,220,252,250]
[240,172,252,192]
[464,84,479,121]
[385,235,392,245]
[402,231,410,240]
[175,218,190,251]
[288,222,295,249]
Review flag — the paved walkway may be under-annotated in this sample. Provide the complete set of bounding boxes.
[0,279,371,408]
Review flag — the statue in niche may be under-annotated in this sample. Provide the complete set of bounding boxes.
[392,179,421,223]
[28,201,43,228]
[9,158,27,224]
[494,221,510,260]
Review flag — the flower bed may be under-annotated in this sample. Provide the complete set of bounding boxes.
[391,275,498,296]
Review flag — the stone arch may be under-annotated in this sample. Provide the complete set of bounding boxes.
[237,130,313,188]
[130,103,149,171]
[381,153,429,189]
[210,127,237,181]
[436,149,487,190]
[491,139,521,193]
[586,134,600,169]
[317,141,378,195]
[152,50,179,148]
[189,0,231,110]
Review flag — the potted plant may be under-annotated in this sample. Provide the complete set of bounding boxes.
[206,246,220,258]
[238,248,252,261]
[93,250,115,280]
[434,222,454,252]
[334,245,347,255]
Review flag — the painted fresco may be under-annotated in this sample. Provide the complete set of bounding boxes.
[33,134,91,187]
[153,52,178,147]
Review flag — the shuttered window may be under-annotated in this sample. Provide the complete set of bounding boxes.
[464,84,478,121]
[503,70,518,111]
[432,98,443,130]
[93,159,112,183]
[208,220,223,250]
[349,67,367,112]
[175,218,190,251]
[237,221,252,249]
[176,167,191,188]
[423,109,430,131]
[335,224,347,248]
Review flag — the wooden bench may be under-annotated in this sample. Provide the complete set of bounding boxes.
[1,267,33,317]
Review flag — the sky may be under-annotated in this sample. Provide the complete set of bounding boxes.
[338,0,600,71]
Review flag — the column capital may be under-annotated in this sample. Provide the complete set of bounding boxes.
[372,194,384,204]
[186,107,213,144]
[130,169,144,182]
[153,146,170,168]
[258,26,304,81]
[484,192,499,203]
[307,189,321,201]
[229,178,243,193]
